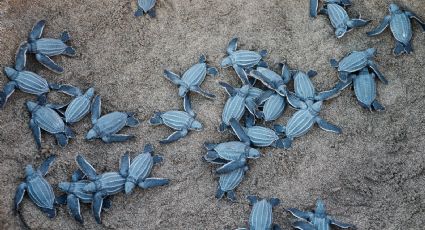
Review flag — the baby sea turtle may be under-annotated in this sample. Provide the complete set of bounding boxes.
[76,154,127,224]
[274,100,341,149]
[163,55,218,99]
[216,166,247,202]
[230,117,284,148]
[27,96,75,149]
[149,94,203,144]
[0,45,79,108]
[122,144,169,194]
[135,0,157,17]
[367,3,425,55]
[86,95,140,143]
[221,38,267,85]
[248,64,291,96]
[330,48,386,84]
[238,195,281,230]
[310,0,351,17]
[219,82,260,132]
[317,0,370,38]
[255,91,286,122]
[14,155,65,218]
[346,67,386,111]
[288,199,354,230]
[58,170,112,224]
[22,20,76,73]
[63,87,95,124]
[204,141,261,174]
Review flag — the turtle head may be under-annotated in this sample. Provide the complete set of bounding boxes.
[220,56,232,68]
[190,119,203,131]
[84,182,97,192]
[239,84,251,96]
[124,181,136,194]
[85,87,95,98]
[247,147,261,159]
[311,101,323,113]
[277,85,288,96]
[24,165,35,177]
[315,199,327,217]
[365,48,376,57]
[389,3,400,13]
[335,27,347,39]
[26,101,38,112]
[4,67,18,80]
[58,182,71,192]
[178,86,189,97]
[85,129,98,140]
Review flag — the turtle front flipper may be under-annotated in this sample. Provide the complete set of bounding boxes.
[15,43,28,71]
[406,11,425,31]
[216,159,246,174]
[316,117,342,134]
[0,81,18,108]
[310,0,319,17]
[287,208,313,220]
[163,69,182,86]
[29,119,42,149]
[67,194,84,224]
[367,15,391,36]
[49,83,82,96]
[191,86,216,99]
[138,178,169,189]
[91,95,102,124]
[229,118,250,144]
[92,192,105,224]
[367,61,387,85]
[37,155,56,176]
[233,64,250,85]
[102,134,135,143]
[226,38,238,54]
[75,155,98,180]
[330,218,355,229]
[183,94,196,117]
[35,53,64,73]
[29,20,46,42]
[292,221,315,230]
[159,130,188,144]
[347,18,371,29]
[119,152,130,178]
[14,183,27,212]
[219,81,237,97]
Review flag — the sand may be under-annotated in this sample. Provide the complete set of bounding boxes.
[0,0,425,229]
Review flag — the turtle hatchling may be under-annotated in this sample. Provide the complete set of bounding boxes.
[345,67,386,111]
[22,20,76,73]
[288,199,354,230]
[204,141,261,174]
[86,95,140,143]
[149,94,203,144]
[215,166,248,202]
[63,87,95,124]
[237,195,281,230]
[317,0,370,38]
[230,117,284,148]
[123,144,169,194]
[58,170,112,224]
[14,155,65,218]
[330,48,387,84]
[310,0,351,17]
[163,54,218,99]
[27,96,75,149]
[135,0,157,17]
[221,37,267,85]
[1,45,80,108]
[75,154,127,224]
[367,3,425,55]
[219,82,261,132]
[248,63,291,96]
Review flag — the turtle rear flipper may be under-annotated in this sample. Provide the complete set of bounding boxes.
[64,47,76,56]
[41,207,56,218]
[394,41,412,56]
[372,100,385,111]
[147,9,156,18]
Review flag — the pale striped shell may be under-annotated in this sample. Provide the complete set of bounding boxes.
[262,94,285,121]
[65,95,91,124]
[231,50,262,68]
[338,51,369,73]
[128,153,154,181]
[246,126,279,147]
[27,173,55,209]
[33,106,66,134]
[353,70,376,106]
[181,63,207,87]
[93,112,128,136]
[285,109,316,138]
[293,71,315,100]
[15,71,49,95]
[33,38,68,56]
[249,199,273,229]
[390,12,412,44]
[327,4,349,29]
[218,167,245,192]
[161,111,193,130]
[91,172,126,195]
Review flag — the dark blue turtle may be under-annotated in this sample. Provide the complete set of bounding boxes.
[163,55,218,99]
[216,166,247,202]
[123,144,169,194]
[221,38,267,84]
[248,64,291,97]
[75,154,127,224]
[86,95,140,143]
[27,96,75,149]
[318,0,370,38]
[288,199,354,230]
[0,45,80,108]
[58,170,112,224]
[14,155,65,218]
[230,116,284,148]
[219,82,263,132]
[204,141,261,174]
[63,87,95,124]
[330,48,386,84]
[149,94,203,144]
[310,0,351,17]
[367,3,425,55]
[135,0,157,17]
[345,68,385,111]
[22,20,76,73]
[238,195,281,230]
